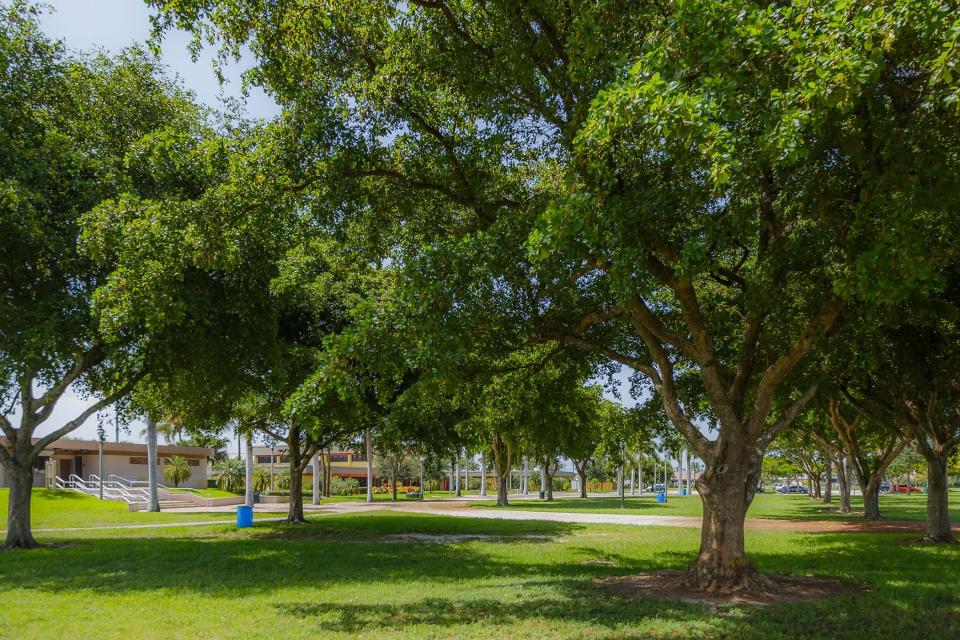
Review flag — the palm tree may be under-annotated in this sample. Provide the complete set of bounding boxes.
[145,415,160,511]
[163,456,191,488]
[252,466,271,493]
[211,457,244,493]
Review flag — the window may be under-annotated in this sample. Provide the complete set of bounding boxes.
[351,454,366,462]
[129,457,148,465]
[256,455,273,464]
[329,454,348,463]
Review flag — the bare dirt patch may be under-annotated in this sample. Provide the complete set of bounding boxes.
[379,533,555,544]
[599,570,863,606]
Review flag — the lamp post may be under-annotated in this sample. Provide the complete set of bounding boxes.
[98,436,104,500]
[270,445,275,492]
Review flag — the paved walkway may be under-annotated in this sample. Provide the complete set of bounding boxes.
[160,498,941,535]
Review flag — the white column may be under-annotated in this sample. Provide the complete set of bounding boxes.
[245,434,254,507]
[480,451,487,496]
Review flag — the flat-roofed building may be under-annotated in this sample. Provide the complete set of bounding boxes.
[0,438,213,490]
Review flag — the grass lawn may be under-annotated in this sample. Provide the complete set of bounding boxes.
[1,510,958,639]
[0,489,270,530]
[472,491,960,522]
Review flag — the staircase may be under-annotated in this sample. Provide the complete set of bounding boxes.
[54,474,206,510]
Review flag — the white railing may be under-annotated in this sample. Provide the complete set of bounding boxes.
[54,475,149,504]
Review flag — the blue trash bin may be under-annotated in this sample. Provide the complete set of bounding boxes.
[679,488,687,497]
[237,505,253,528]
[656,492,666,503]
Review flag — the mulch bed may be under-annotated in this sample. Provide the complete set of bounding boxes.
[599,570,863,606]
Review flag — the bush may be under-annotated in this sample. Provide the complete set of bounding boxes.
[162,455,191,488]
[329,477,360,496]
[551,477,571,492]
[425,478,443,492]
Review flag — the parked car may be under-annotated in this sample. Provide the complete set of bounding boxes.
[890,484,922,493]
[776,484,808,494]
[880,481,892,492]
[646,483,666,493]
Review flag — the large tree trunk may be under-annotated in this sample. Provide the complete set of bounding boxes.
[686,446,762,593]
[838,459,852,513]
[822,455,832,504]
[922,450,954,543]
[391,469,398,502]
[491,433,510,507]
[862,479,881,520]
[574,460,588,498]
[286,461,306,525]
[244,433,254,507]
[3,461,38,549]
[543,458,554,501]
[145,416,160,512]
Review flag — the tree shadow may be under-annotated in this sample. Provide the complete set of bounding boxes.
[2,513,959,638]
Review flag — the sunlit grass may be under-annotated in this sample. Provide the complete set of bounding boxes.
[1,510,958,639]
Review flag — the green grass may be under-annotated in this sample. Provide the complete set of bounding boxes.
[473,491,960,522]
[1,510,958,639]
[0,489,269,530]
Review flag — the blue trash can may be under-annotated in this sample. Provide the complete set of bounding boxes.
[237,505,253,528]
[656,492,667,503]
[679,488,687,497]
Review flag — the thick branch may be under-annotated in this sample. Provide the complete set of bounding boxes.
[31,373,143,458]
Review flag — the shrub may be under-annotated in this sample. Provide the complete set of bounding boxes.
[329,477,360,496]
[211,458,244,493]
[551,477,571,492]
[252,467,271,492]
[162,456,191,488]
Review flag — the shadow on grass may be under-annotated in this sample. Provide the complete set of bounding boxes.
[2,512,959,638]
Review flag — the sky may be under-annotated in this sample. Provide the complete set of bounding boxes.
[23,0,277,447]
[21,0,642,454]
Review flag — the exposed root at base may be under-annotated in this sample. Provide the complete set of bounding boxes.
[599,570,862,606]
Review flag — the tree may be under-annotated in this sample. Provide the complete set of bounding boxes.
[211,457,244,493]
[155,1,960,591]
[375,452,416,502]
[834,286,960,541]
[0,5,236,547]
[826,398,907,521]
[163,455,191,488]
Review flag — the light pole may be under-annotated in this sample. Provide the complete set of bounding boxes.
[270,445,275,492]
[98,436,104,500]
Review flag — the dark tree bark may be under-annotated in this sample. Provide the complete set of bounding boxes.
[3,462,38,549]
[573,459,589,498]
[838,460,852,513]
[862,479,882,520]
[686,443,763,593]
[923,452,953,542]
[822,454,832,504]
[542,456,555,501]
[491,433,511,507]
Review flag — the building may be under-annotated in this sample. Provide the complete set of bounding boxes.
[251,446,375,487]
[0,438,213,490]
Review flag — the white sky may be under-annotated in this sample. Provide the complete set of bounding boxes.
[22,1,639,453]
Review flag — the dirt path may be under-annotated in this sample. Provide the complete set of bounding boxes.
[315,500,945,534]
